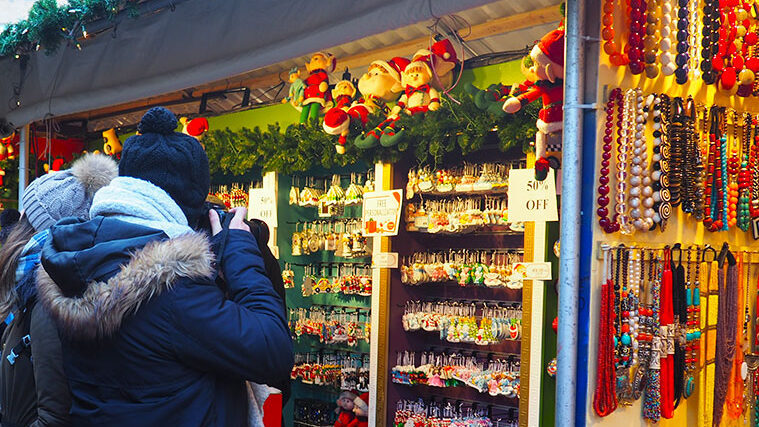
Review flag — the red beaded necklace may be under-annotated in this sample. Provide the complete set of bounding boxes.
[599,88,623,233]
[593,249,619,417]
[627,0,647,74]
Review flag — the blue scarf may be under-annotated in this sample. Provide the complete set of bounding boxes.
[13,229,49,308]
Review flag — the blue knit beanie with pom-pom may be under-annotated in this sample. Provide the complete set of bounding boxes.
[119,107,210,228]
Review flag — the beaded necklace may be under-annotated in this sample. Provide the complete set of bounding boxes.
[666,98,684,208]
[687,0,700,79]
[628,0,647,74]
[704,107,727,231]
[693,105,708,220]
[653,95,673,229]
[602,0,630,66]
[631,89,652,231]
[660,0,677,76]
[751,115,759,218]
[631,250,650,400]
[644,0,661,78]
[683,247,701,398]
[720,113,730,231]
[738,113,752,230]
[616,90,636,235]
[727,111,741,229]
[599,88,623,233]
[674,0,690,83]
[715,0,741,93]
[593,248,618,417]
[643,255,662,422]
[701,0,720,84]
[616,249,633,370]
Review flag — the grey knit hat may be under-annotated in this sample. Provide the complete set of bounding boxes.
[21,154,118,232]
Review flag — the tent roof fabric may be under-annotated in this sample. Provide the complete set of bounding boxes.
[0,0,500,127]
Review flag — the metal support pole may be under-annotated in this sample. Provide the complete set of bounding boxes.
[18,124,29,210]
[556,0,585,425]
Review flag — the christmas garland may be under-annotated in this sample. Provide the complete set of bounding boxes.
[0,0,138,57]
[203,93,539,176]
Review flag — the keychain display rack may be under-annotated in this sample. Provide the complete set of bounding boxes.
[385,150,529,425]
[278,165,373,426]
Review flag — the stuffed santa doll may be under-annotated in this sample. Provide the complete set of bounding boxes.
[324,57,408,151]
[410,38,459,90]
[347,392,368,427]
[503,27,564,181]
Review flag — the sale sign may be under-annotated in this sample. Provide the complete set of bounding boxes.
[507,168,559,222]
[362,190,403,236]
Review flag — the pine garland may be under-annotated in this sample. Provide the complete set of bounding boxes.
[203,93,539,175]
[1,0,137,57]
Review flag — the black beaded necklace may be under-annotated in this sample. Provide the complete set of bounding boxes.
[674,0,690,84]
[701,0,720,85]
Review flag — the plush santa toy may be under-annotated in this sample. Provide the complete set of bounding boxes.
[334,390,358,427]
[324,57,408,151]
[410,39,459,89]
[373,57,441,147]
[347,392,368,427]
[503,27,564,181]
[301,52,337,123]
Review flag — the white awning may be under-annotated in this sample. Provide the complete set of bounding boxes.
[0,0,496,127]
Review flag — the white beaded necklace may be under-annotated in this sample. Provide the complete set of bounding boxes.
[660,0,677,76]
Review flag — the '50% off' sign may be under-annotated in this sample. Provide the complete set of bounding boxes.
[507,169,559,222]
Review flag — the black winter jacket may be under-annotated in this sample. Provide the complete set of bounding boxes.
[0,273,71,427]
[36,217,294,426]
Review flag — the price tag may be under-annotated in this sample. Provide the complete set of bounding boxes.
[512,262,553,280]
[507,169,559,222]
[372,252,399,269]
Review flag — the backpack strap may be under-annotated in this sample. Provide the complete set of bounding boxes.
[5,307,32,366]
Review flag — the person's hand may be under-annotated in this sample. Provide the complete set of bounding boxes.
[228,208,251,233]
[208,208,251,237]
[208,209,223,236]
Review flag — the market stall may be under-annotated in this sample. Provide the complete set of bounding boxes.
[0,1,567,426]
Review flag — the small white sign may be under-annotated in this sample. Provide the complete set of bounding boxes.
[507,168,559,222]
[362,190,403,236]
[372,252,399,269]
[248,187,278,228]
[523,262,553,280]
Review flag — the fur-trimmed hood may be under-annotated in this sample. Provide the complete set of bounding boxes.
[37,218,214,340]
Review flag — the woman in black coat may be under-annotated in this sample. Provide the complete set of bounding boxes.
[0,154,117,427]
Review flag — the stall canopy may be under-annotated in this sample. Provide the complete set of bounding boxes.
[0,0,516,128]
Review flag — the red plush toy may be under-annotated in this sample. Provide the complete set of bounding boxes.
[347,392,368,427]
[503,26,565,181]
[334,390,358,427]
